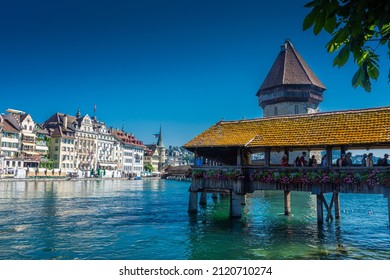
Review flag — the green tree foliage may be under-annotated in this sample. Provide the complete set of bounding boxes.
[144,163,154,172]
[303,0,390,92]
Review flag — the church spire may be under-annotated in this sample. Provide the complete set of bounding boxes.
[157,125,164,147]
[76,108,81,118]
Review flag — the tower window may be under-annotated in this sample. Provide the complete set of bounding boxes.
[274,106,278,116]
[294,105,299,114]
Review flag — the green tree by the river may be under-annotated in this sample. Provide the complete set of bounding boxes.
[144,163,154,172]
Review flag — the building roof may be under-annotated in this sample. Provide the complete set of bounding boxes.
[3,113,21,130]
[35,123,49,135]
[257,40,326,92]
[184,107,390,149]
[112,129,145,148]
[145,144,157,155]
[1,118,20,133]
[43,112,76,138]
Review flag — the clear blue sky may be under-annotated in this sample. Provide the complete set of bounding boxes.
[1,0,389,147]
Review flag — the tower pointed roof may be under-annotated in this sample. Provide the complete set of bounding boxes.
[257,40,326,93]
[157,125,164,147]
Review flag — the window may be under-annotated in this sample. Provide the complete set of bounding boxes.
[294,105,299,114]
[274,106,278,116]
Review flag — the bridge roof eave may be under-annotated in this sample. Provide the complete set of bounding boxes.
[188,142,390,153]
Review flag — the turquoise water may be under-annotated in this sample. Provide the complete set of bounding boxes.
[0,179,389,260]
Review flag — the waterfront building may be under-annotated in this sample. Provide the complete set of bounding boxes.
[73,112,98,172]
[0,114,23,175]
[43,113,77,172]
[112,129,145,177]
[2,110,40,168]
[34,123,50,163]
[144,144,161,172]
[92,117,119,172]
[144,126,166,172]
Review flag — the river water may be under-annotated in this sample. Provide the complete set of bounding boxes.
[0,179,389,260]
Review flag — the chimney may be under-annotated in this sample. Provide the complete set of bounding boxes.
[63,114,68,128]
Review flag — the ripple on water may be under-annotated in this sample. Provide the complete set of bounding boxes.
[1,181,390,259]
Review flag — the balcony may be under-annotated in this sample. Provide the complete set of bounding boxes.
[1,137,19,143]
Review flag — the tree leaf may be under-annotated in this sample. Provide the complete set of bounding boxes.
[303,10,317,30]
[367,65,380,80]
[304,0,317,8]
[313,10,326,35]
[334,44,350,67]
[324,16,337,33]
[352,67,363,88]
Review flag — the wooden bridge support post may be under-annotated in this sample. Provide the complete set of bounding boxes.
[241,195,246,205]
[384,189,390,227]
[199,191,207,205]
[284,191,291,215]
[264,147,271,167]
[334,192,340,220]
[316,194,324,225]
[230,192,243,218]
[326,147,332,167]
[387,196,390,226]
[188,192,198,213]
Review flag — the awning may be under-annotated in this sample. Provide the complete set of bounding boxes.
[22,142,35,146]
[22,151,39,155]
[98,163,117,166]
[35,146,49,150]
[23,133,36,137]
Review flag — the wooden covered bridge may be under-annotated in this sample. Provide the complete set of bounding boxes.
[183,106,390,225]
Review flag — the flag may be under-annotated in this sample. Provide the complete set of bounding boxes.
[153,133,159,138]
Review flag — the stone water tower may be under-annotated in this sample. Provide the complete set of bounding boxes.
[257,40,326,117]
[256,40,326,165]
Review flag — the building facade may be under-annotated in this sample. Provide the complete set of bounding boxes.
[93,118,119,171]
[0,114,22,175]
[35,124,50,162]
[73,113,98,171]
[144,126,166,172]
[112,129,145,177]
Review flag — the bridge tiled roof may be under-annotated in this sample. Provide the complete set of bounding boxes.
[184,107,390,149]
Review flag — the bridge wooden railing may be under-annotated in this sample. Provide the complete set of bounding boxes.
[189,165,390,194]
